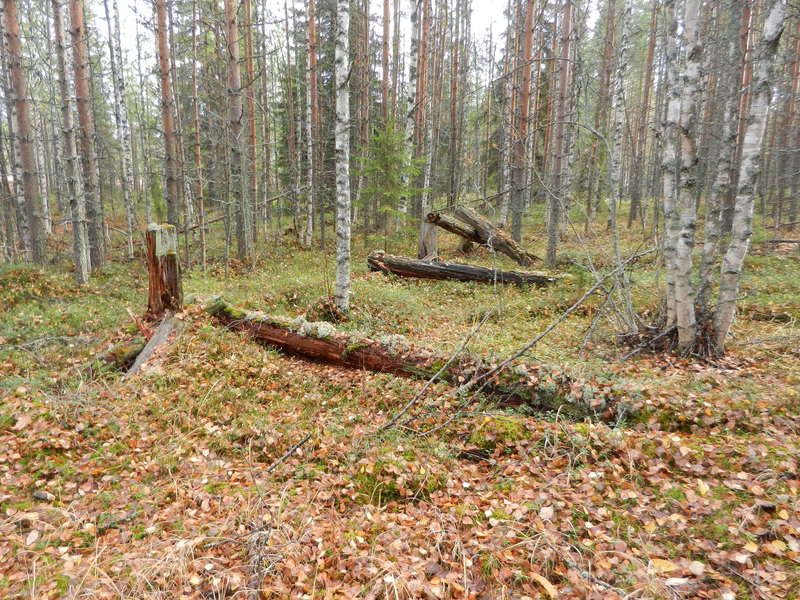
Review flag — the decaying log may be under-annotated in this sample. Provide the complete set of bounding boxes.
[454,207,539,266]
[368,251,555,286]
[146,224,182,317]
[425,212,481,247]
[91,337,146,373]
[204,297,620,420]
[124,313,179,378]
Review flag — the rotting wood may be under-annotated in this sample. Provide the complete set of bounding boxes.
[146,223,182,317]
[454,207,539,266]
[367,251,555,286]
[125,313,179,378]
[204,297,621,421]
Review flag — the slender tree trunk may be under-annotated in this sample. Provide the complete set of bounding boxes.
[699,0,743,310]
[224,0,251,261]
[446,0,460,207]
[382,0,390,123]
[4,0,44,264]
[547,0,572,266]
[154,0,179,226]
[510,0,534,245]
[334,0,352,311]
[53,0,88,283]
[244,0,258,243]
[191,0,205,269]
[714,0,785,352]
[401,0,420,219]
[628,0,658,227]
[284,0,299,236]
[69,0,104,269]
[303,0,317,247]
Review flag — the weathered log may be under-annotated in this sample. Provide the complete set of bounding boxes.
[146,224,182,317]
[125,313,179,378]
[91,337,146,373]
[204,297,620,420]
[425,211,481,246]
[454,207,539,266]
[368,251,555,286]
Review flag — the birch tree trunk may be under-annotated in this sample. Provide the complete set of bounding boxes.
[3,0,44,264]
[303,0,317,247]
[53,0,88,283]
[191,0,205,269]
[154,0,179,226]
[714,0,786,351]
[69,0,104,269]
[243,0,258,243]
[699,0,743,309]
[400,0,420,219]
[334,0,352,311]
[671,0,703,351]
[102,0,135,259]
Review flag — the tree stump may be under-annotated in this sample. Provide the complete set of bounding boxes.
[146,223,182,316]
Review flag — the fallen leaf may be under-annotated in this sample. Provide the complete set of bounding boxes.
[650,558,679,574]
[25,530,39,546]
[688,561,705,576]
[530,572,558,598]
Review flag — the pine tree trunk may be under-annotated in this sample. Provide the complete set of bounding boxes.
[53,0,88,283]
[154,0,179,226]
[244,0,258,244]
[224,0,252,261]
[512,0,535,245]
[334,0,352,311]
[714,0,786,352]
[3,0,44,264]
[191,0,206,269]
[69,0,103,269]
[547,0,572,266]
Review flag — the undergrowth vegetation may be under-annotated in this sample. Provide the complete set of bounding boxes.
[1,221,799,599]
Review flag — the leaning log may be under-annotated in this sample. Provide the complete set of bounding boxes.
[425,212,482,245]
[204,297,620,420]
[368,251,555,286]
[454,207,539,266]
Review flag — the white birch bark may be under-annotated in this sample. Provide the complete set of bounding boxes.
[303,8,314,248]
[661,0,683,330]
[714,0,786,351]
[103,0,134,258]
[334,0,351,311]
[400,0,419,219]
[671,0,703,351]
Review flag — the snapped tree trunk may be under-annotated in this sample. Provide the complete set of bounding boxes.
[368,250,556,285]
[454,207,539,265]
[205,297,619,420]
[146,224,182,317]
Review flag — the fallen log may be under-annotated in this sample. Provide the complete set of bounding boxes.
[204,297,620,420]
[454,207,539,266]
[367,251,555,286]
[425,212,482,249]
[124,313,180,378]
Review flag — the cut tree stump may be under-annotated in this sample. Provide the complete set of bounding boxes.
[453,207,539,266]
[368,251,555,286]
[204,297,620,420]
[146,224,182,317]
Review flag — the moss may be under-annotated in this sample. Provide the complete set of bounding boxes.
[469,416,530,451]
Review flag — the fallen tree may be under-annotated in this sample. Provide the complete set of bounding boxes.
[367,251,555,286]
[425,212,481,253]
[453,207,539,266]
[204,297,621,421]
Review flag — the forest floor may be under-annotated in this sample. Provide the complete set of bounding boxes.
[1,218,799,600]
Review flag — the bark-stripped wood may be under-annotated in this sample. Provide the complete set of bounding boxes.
[146,224,182,317]
[454,207,539,265]
[425,211,480,246]
[205,297,616,420]
[367,251,555,286]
